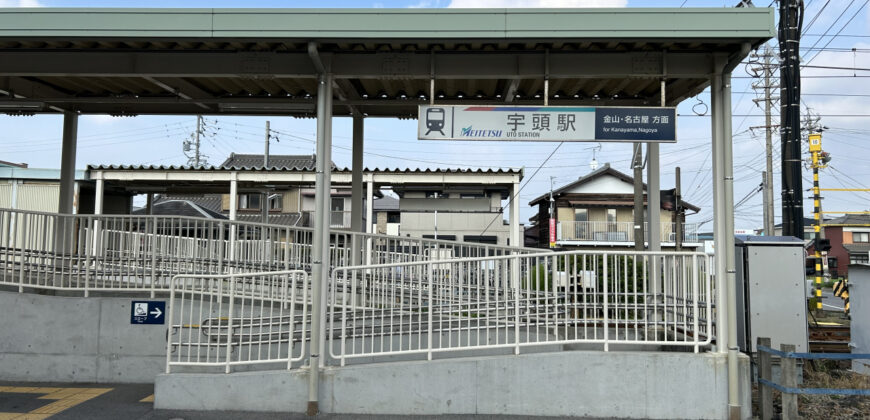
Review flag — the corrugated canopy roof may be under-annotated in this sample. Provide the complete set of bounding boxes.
[0,7,773,117]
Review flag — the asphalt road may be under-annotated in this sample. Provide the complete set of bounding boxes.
[820,289,844,311]
[0,381,613,420]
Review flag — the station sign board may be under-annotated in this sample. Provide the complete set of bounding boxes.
[418,105,676,143]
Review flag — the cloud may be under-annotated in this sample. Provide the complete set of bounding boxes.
[448,0,626,7]
[0,0,44,6]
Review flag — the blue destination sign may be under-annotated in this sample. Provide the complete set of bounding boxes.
[131,300,165,325]
[418,105,676,143]
[594,107,676,142]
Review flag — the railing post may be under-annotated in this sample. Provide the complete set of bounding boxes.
[225,276,236,374]
[603,253,609,351]
[165,276,177,374]
[781,343,798,420]
[427,261,434,360]
[513,254,520,355]
[758,337,773,420]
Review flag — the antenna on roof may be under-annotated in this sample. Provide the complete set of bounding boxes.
[586,143,602,171]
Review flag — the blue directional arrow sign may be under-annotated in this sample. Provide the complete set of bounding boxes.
[131,301,166,325]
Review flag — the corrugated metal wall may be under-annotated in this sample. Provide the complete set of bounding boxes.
[16,183,59,211]
[0,183,12,208]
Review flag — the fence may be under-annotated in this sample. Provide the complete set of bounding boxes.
[166,270,310,373]
[756,337,870,420]
[557,221,700,243]
[328,250,714,365]
[0,208,538,295]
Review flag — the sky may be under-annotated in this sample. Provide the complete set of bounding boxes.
[2,0,870,232]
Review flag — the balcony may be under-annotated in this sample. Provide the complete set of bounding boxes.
[556,221,700,245]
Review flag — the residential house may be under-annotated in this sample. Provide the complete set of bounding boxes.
[527,163,700,249]
[149,153,360,227]
[1,164,128,214]
[89,163,524,245]
[391,182,514,246]
[372,195,401,236]
[807,214,870,278]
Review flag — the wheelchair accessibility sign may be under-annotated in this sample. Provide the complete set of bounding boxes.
[131,301,165,324]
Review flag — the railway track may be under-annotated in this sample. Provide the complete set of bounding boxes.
[808,325,851,353]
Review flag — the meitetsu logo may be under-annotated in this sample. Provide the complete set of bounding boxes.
[460,126,503,138]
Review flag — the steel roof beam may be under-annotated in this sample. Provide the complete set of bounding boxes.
[0,51,714,79]
[143,76,212,111]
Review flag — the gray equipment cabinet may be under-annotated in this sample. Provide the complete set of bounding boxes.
[848,264,870,374]
[735,235,809,353]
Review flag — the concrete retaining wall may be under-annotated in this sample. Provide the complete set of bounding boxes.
[0,290,166,383]
[156,351,752,419]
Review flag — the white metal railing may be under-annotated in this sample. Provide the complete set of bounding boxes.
[328,250,714,364]
[0,208,539,295]
[557,221,700,243]
[166,270,309,373]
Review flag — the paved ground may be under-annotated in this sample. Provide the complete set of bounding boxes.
[820,289,845,311]
[0,382,611,420]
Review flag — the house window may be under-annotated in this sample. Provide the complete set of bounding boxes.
[331,198,345,227]
[850,253,869,265]
[573,208,588,239]
[853,232,869,243]
[238,194,261,210]
[460,193,484,199]
[606,208,617,232]
[269,194,283,211]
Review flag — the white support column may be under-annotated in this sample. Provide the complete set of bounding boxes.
[366,177,374,234]
[92,175,104,258]
[510,181,520,247]
[58,111,78,214]
[94,177,105,216]
[308,71,333,415]
[229,172,238,263]
[229,172,238,221]
[711,61,727,355]
[722,70,741,420]
[646,81,664,252]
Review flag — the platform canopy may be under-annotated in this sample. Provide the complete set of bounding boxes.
[0,7,773,117]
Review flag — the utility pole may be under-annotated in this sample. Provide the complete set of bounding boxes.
[194,115,202,166]
[779,0,804,239]
[759,46,777,236]
[183,115,207,167]
[549,176,556,248]
[751,46,778,235]
[262,120,271,224]
[632,144,644,251]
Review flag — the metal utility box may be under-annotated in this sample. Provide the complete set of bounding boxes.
[735,236,809,353]
[849,264,870,375]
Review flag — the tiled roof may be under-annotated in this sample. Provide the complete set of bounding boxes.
[233,213,305,226]
[87,164,521,174]
[220,153,318,170]
[132,199,226,219]
[844,243,870,254]
[155,194,222,213]
[827,214,870,226]
[373,195,400,211]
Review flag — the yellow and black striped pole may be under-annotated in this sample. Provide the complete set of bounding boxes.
[809,133,823,310]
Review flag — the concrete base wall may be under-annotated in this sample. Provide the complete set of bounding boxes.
[156,351,752,420]
[0,290,166,383]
